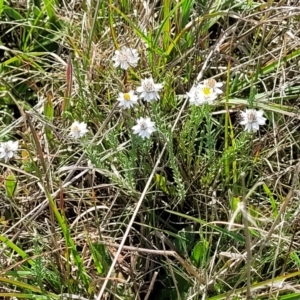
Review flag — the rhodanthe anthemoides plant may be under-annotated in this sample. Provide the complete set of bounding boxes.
[239,109,267,132]
[117,90,139,109]
[132,117,156,139]
[112,46,140,70]
[69,121,88,139]
[0,140,19,162]
[136,77,163,102]
[187,79,223,106]
[3,1,299,299]
[187,78,267,132]
[110,46,162,139]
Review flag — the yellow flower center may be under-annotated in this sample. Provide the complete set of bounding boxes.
[202,87,212,96]
[124,93,131,101]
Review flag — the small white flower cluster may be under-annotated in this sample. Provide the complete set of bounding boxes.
[120,77,161,139]
[187,78,267,132]
[116,77,163,110]
[117,91,138,109]
[112,46,163,139]
[69,46,162,140]
[187,78,223,106]
[0,140,19,163]
[68,46,267,143]
[137,78,163,102]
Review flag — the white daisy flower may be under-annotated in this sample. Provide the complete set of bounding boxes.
[240,109,267,132]
[203,78,223,95]
[112,46,140,70]
[187,84,218,106]
[117,90,138,109]
[0,140,19,163]
[136,77,163,102]
[69,121,88,139]
[132,117,156,139]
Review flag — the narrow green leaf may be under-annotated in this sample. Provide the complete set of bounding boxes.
[3,6,23,20]
[44,94,54,121]
[155,173,169,194]
[230,196,242,224]
[181,0,194,28]
[0,235,34,266]
[207,270,300,300]
[0,0,4,16]
[261,48,300,75]
[263,183,278,217]
[0,277,56,297]
[5,173,17,198]
[162,0,171,51]
[191,239,209,268]
[45,191,90,288]
[42,0,55,19]
[279,293,300,300]
[90,242,108,275]
[0,293,59,299]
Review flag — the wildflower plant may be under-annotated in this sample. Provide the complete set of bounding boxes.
[0,140,19,162]
[69,121,88,139]
[203,78,223,94]
[2,1,300,300]
[132,117,156,139]
[240,109,267,132]
[137,77,163,101]
[117,90,138,109]
[187,79,223,106]
[112,46,140,70]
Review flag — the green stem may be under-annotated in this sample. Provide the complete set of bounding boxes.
[224,59,231,182]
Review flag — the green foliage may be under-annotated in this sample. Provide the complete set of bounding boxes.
[1,0,300,299]
[0,0,63,123]
[191,238,209,268]
[4,172,17,198]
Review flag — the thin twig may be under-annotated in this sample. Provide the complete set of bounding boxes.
[144,271,158,300]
